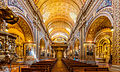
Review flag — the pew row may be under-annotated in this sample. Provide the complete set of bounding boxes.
[21,58,57,72]
[62,58,109,72]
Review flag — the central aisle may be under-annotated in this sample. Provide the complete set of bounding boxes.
[51,59,69,72]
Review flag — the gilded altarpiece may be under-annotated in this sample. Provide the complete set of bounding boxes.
[84,42,95,63]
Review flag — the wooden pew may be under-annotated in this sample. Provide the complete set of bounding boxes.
[72,67,109,72]
[21,58,57,72]
[62,58,109,72]
[30,65,51,71]
[21,68,47,72]
[84,67,109,72]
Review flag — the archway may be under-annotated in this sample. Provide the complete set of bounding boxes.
[86,16,113,63]
[95,29,112,63]
[7,16,34,59]
[39,38,45,58]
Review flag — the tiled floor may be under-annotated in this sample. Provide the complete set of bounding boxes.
[51,59,69,72]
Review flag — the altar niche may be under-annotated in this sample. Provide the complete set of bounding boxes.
[84,42,95,63]
[23,42,36,62]
[85,16,113,63]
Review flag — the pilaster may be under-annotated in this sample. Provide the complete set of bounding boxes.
[112,0,120,64]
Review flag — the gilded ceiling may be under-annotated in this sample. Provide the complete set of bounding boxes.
[34,0,86,42]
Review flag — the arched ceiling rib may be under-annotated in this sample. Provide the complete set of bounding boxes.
[33,0,86,43]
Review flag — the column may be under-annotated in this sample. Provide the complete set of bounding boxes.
[80,29,82,61]
[112,0,120,64]
[55,50,57,58]
[72,42,75,59]
[33,24,38,58]
[49,46,51,57]
[53,50,55,58]
[45,49,47,58]
[45,41,48,58]
[81,26,85,60]
[66,46,70,58]
[99,46,101,57]
[66,49,68,58]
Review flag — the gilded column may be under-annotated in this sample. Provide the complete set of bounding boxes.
[49,46,51,57]
[72,42,75,59]
[67,46,70,58]
[45,44,48,58]
[80,29,82,61]
[112,0,120,64]
[81,25,85,60]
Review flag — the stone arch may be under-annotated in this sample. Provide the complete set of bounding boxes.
[8,5,34,41]
[95,11,113,26]
[16,16,33,41]
[86,16,113,42]
[86,15,113,63]
[8,17,34,41]
[7,13,34,58]
[94,28,112,63]
[16,13,34,41]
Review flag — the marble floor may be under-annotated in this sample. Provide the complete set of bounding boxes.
[51,59,69,72]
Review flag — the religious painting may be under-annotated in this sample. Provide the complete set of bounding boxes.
[87,45,93,56]
[0,42,2,50]
[26,46,33,56]
[25,44,36,56]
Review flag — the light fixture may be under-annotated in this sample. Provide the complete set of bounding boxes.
[28,40,31,42]
[111,29,114,32]
[5,29,8,32]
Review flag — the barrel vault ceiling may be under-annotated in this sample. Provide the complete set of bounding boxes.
[33,0,86,43]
